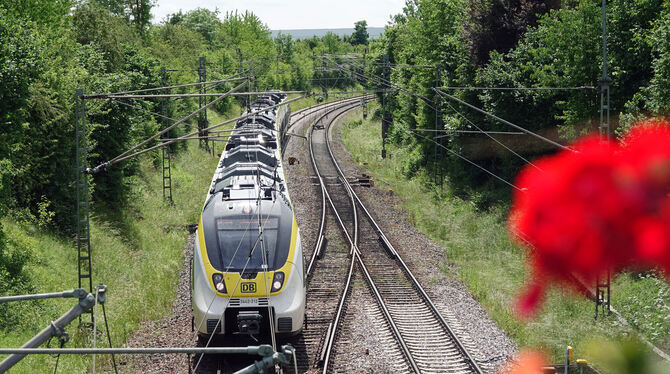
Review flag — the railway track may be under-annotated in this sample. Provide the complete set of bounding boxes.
[306,101,485,374]
[285,98,373,373]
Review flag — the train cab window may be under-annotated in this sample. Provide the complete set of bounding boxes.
[215,217,280,272]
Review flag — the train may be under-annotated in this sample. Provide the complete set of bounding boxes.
[191,92,305,340]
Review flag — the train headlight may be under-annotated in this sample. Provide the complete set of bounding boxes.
[212,273,227,294]
[271,272,285,292]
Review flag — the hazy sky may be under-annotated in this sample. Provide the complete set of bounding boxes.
[151,0,406,29]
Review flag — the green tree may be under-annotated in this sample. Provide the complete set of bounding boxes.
[72,1,139,70]
[352,20,369,45]
[463,0,558,66]
[275,33,294,62]
[126,0,154,36]
[179,8,221,43]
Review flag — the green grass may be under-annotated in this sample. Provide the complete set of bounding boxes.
[0,112,232,372]
[339,104,670,366]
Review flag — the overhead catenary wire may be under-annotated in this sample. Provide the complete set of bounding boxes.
[101,79,249,168]
[412,129,525,135]
[83,74,249,98]
[106,90,309,99]
[437,86,597,91]
[322,56,438,110]
[320,55,555,172]
[439,99,544,172]
[109,98,197,130]
[88,94,308,173]
[433,88,575,152]
[411,130,523,192]
[169,75,247,102]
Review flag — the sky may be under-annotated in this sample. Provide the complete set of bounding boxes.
[151,0,406,30]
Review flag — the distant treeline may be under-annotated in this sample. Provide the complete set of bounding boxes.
[271,27,385,40]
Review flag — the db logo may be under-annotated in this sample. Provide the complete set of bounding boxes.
[241,282,256,293]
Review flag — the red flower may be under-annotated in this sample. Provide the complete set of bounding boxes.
[509,119,670,316]
[498,350,547,374]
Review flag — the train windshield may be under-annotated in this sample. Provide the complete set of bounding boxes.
[215,217,279,272]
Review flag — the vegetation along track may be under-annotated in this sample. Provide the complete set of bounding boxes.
[306,100,486,374]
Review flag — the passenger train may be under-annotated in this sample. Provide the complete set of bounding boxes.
[191,93,305,340]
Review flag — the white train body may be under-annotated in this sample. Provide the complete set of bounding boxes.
[191,93,305,337]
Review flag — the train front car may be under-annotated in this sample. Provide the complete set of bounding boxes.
[192,93,305,340]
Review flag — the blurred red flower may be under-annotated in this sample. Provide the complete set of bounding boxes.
[509,119,670,317]
[498,350,547,374]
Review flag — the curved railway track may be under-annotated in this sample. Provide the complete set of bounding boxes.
[305,101,486,374]
[285,98,373,373]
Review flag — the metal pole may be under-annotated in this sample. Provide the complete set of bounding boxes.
[0,294,96,372]
[0,346,275,355]
[434,64,442,186]
[362,48,368,89]
[75,89,93,325]
[198,57,210,151]
[596,0,612,318]
[381,55,390,159]
[322,52,328,100]
[0,289,87,303]
[160,67,173,204]
[600,0,611,139]
[276,54,279,89]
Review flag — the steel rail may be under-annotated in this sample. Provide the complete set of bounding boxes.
[305,97,375,279]
[277,96,373,373]
[323,106,485,374]
[306,98,373,263]
[308,102,368,373]
[307,101,420,373]
[318,105,419,373]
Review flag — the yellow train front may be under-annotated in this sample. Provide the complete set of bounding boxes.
[191,93,305,339]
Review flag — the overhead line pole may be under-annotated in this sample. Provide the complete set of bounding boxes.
[74,89,93,325]
[381,55,392,159]
[160,67,173,204]
[434,64,442,186]
[596,0,612,319]
[198,56,210,151]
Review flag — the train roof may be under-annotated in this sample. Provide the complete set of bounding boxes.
[205,94,289,207]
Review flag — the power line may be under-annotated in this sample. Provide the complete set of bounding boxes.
[321,56,437,110]
[433,88,575,152]
[106,90,309,99]
[104,79,249,168]
[439,100,543,172]
[84,74,249,98]
[414,129,525,135]
[437,86,597,91]
[88,94,309,172]
[410,130,523,192]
